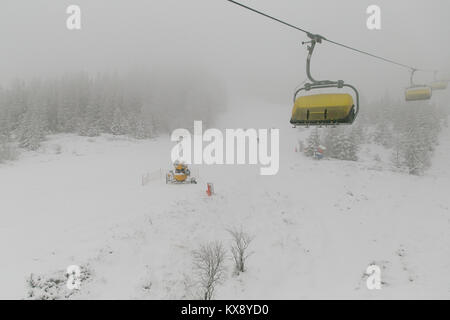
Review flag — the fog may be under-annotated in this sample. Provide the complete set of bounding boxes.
[1,0,449,102]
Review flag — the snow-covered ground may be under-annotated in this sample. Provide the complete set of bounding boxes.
[1,102,449,299]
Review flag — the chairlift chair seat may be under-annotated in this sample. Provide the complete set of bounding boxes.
[430,81,448,91]
[405,86,432,101]
[291,93,356,125]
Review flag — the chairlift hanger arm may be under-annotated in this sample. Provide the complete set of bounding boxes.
[410,68,417,87]
[409,68,432,87]
[304,39,319,83]
[301,36,343,86]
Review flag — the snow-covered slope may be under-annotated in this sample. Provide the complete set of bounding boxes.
[0,102,449,299]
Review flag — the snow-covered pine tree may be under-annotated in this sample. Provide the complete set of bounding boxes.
[110,108,128,136]
[397,104,433,175]
[323,126,359,161]
[325,127,359,161]
[373,121,393,148]
[0,133,18,162]
[323,127,339,158]
[339,132,359,161]
[350,123,366,146]
[0,134,8,162]
[16,108,46,151]
[129,113,153,140]
[305,128,321,157]
[79,104,101,137]
[391,131,403,169]
[401,127,430,175]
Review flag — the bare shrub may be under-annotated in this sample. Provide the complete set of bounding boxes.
[228,227,253,274]
[192,241,226,300]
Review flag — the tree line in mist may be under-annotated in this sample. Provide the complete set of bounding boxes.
[1,70,448,177]
[0,69,227,160]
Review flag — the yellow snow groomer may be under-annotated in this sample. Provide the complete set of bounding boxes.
[166,162,197,184]
[291,93,356,125]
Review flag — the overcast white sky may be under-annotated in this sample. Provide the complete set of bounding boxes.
[1,0,449,102]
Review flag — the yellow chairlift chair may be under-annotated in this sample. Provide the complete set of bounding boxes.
[430,81,448,90]
[429,71,448,91]
[405,69,432,102]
